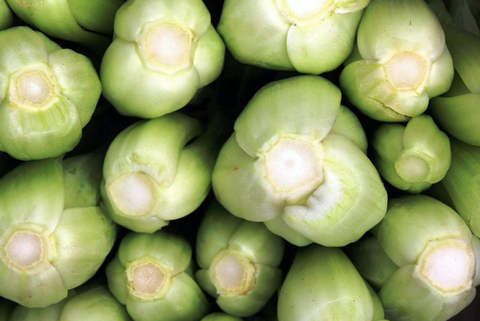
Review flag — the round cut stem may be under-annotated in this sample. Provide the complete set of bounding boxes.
[212,252,256,295]
[395,153,431,183]
[4,231,44,269]
[385,52,427,91]
[129,262,166,298]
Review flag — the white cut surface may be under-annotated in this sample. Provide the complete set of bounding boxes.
[109,173,156,216]
[144,24,191,67]
[282,0,330,19]
[5,231,43,268]
[131,262,165,296]
[420,244,474,293]
[385,52,427,91]
[215,253,248,292]
[16,71,53,106]
[264,138,323,194]
[395,155,430,182]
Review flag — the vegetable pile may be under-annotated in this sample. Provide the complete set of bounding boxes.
[0,0,478,320]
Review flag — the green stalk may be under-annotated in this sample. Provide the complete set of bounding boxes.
[196,201,284,317]
[376,196,476,321]
[9,285,132,321]
[278,246,375,321]
[0,154,117,308]
[372,115,451,193]
[441,138,480,237]
[0,0,13,31]
[106,231,209,321]
[345,235,399,290]
[101,0,225,118]
[340,0,454,122]
[101,113,219,233]
[0,27,101,161]
[5,0,123,54]
[212,75,387,247]
[218,0,370,74]
[428,0,480,146]
[201,313,243,321]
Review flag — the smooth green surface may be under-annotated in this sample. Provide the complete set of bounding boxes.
[106,231,209,321]
[372,115,451,193]
[0,0,13,31]
[6,0,122,53]
[0,27,101,161]
[9,286,132,321]
[218,0,369,74]
[196,202,284,317]
[0,156,116,308]
[341,0,454,121]
[201,313,243,321]
[101,0,225,118]
[102,113,218,233]
[278,246,374,321]
[442,138,480,237]
[212,76,387,247]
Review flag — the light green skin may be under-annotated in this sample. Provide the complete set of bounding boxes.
[0,0,13,31]
[429,1,480,146]
[0,26,101,161]
[196,201,284,317]
[366,282,385,320]
[377,196,476,321]
[218,0,369,74]
[340,0,454,122]
[372,115,451,193]
[101,113,217,233]
[6,0,123,53]
[0,155,116,308]
[278,246,375,321]
[201,313,243,321]
[346,235,398,290]
[101,0,225,119]
[106,231,209,321]
[9,286,132,321]
[441,138,480,238]
[212,75,387,247]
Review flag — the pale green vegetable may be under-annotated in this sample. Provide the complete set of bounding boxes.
[101,113,218,233]
[429,0,480,146]
[340,0,454,122]
[372,115,451,193]
[196,201,284,317]
[346,235,399,290]
[0,26,102,161]
[101,0,225,118]
[218,0,370,74]
[201,313,243,321]
[106,231,209,321]
[376,196,477,321]
[440,138,480,238]
[0,154,116,308]
[6,0,123,53]
[278,246,375,321]
[212,76,387,247]
[9,285,132,321]
[367,283,386,321]
[0,0,13,31]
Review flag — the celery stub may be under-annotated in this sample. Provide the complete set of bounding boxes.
[218,0,370,74]
[101,0,225,118]
[340,0,454,122]
[106,231,209,321]
[0,154,116,308]
[0,26,101,160]
[376,196,477,321]
[212,76,387,247]
[101,113,218,233]
[196,202,284,317]
[372,115,451,193]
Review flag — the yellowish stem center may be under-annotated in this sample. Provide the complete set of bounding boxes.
[130,262,166,297]
[212,252,256,295]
